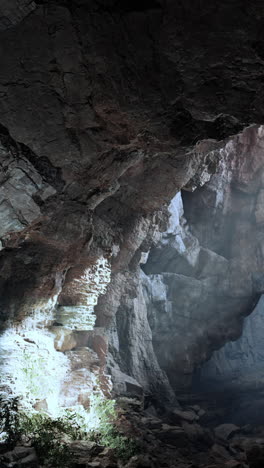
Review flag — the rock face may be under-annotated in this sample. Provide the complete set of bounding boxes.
[106,268,175,402]
[199,295,264,387]
[0,1,36,31]
[0,0,264,413]
[125,125,264,391]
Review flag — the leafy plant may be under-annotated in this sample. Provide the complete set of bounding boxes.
[99,426,139,462]
[18,412,74,468]
[0,395,139,466]
[88,396,139,462]
[0,396,20,446]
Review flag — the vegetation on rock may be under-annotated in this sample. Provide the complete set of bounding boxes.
[0,395,139,467]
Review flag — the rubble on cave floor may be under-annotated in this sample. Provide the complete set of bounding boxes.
[2,396,264,468]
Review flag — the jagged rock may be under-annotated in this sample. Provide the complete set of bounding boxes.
[214,424,241,441]
[171,409,198,423]
[0,446,38,467]
[224,461,245,468]
[106,269,175,402]
[117,397,143,412]
[65,347,100,371]
[199,295,264,414]
[69,440,104,457]
[52,327,78,352]
[17,452,38,467]
[0,1,36,30]
[155,425,188,446]
[107,362,143,398]
[181,422,213,446]
[140,417,162,430]
[1,5,264,468]
[86,463,102,468]
[211,443,232,461]
[0,0,264,408]
[124,455,154,468]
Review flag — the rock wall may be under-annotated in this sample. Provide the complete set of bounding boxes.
[1,1,264,409]
[199,294,264,388]
[129,125,264,391]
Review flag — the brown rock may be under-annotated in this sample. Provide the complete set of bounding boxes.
[65,347,100,371]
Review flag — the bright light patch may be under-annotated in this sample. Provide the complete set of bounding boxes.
[0,256,112,430]
[55,257,111,330]
[0,327,70,416]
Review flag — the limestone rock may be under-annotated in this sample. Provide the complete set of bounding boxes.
[52,327,78,352]
[1,0,264,447]
[109,366,143,398]
[65,347,100,371]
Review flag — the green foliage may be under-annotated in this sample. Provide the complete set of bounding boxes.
[0,396,139,466]
[62,397,139,462]
[99,427,139,462]
[89,397,139,462]
[18,412,74,468]
[0,396,20,446]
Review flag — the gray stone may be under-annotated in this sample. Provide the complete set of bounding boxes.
[172,409,197,423]
[156,425,188,446]
[214,424,240,441]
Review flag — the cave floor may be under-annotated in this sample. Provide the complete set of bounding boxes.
[2,396,264,468]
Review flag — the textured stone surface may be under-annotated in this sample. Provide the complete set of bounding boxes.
[199,295,264,390]
[130,126,264,390]
[106,269,175,402]
[214,424,240,441]
[0,0,264,411]
[0,1,36,31]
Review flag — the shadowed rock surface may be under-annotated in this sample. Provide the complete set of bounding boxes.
[1,1,264,467]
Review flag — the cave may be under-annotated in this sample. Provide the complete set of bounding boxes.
[1,1,264,467]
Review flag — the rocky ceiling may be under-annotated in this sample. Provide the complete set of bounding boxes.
[1,0,264,404]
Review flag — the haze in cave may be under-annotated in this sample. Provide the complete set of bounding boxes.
[1,1,264,467]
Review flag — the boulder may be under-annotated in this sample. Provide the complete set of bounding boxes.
[215,424,240,441]
[182,422,213,446]
[124,455,154,468]
[211,443,232,461]
[141,417,162,430]
[65,347,100,371]
[155,424,188,446]
[171,409,198,423]
[52,327,77,352]
[0,447,38,467]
